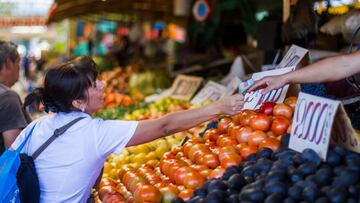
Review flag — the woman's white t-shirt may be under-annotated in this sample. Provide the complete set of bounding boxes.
[11,111,138,203]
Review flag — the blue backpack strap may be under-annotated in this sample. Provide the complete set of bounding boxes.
[15,123,37,154]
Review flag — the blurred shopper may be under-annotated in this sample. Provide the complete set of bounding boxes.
[0,41,31,155]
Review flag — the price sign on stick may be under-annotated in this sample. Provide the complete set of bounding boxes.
[289,92,340,160]
[191,81,226,105]
[169,75,203,101]
[242,67,295,110]
[277,45,308,69]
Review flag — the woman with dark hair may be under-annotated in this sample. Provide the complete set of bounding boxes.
[11,56,244,202]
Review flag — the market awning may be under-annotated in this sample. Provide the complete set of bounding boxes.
[49,0,173,22]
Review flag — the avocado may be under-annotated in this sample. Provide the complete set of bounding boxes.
[263,181,287,196]
[204,190,227,203]
[264,193,283,203]
[302,186,319,202]
[193,188,207,198]
[315,168,332,186]
[222,168,240,181]
[228,174,245,190]
[314,196,330,203]
[239,188,266,202]
[246,154,257,161]
[266,170,287,183]
[208,180,227,191]
[256,148,273,159]
[293,154,305,166]
[283,197,296,203]
[302,149,321,167]
[326,150,341,166]
[297,162,317,176]
[227,194,239,203]
[188,196,204,203]
[288,185,303,200]
[326,186,347,203]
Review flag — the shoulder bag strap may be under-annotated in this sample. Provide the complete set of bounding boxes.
[32,117,85,160]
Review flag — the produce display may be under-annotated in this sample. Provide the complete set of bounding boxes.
[176,144,360,203]
[128,70,171,97]
[98,97,298,203]
[99,67,137,107]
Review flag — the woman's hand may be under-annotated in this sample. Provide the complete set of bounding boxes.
[214,94,244,116]
[248,75,288,94]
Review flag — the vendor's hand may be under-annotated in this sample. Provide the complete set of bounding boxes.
[248,75,287,94]
[215,94,244,116]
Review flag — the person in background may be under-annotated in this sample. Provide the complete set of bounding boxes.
[12,56,245,202]
[249,51,360,94]
[0,41,31,155]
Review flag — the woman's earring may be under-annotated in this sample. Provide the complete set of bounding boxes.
[80,105,86,112]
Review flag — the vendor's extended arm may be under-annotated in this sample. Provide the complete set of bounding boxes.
[249,51,360,94]
[127,94,244,146]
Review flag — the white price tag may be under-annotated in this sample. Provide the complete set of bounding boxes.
[243,67,294,110]
[289,92,340,160]
[278,45,309,69]
[191,81,226,105]
[169,75,203,101]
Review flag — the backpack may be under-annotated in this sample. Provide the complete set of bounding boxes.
[0,117,84,203]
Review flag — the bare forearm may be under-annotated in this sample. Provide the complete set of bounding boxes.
[284,52,360,84]
[161,103,221,135]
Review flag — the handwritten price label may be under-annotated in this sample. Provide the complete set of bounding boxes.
[289,92,340,160]
[243,85,290,110]
[191,81,226,105]
[243,67,294,110]
[277,45,308,69]
[169,75,203,101]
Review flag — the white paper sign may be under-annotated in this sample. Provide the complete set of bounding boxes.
[191,81,226,105]
[169,75,203,101]
[278,45,309,68]
[289,92,341,160]
[221,77,241,98]
[243,67,295,109]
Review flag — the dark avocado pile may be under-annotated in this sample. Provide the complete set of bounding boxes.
[173,139,360,203]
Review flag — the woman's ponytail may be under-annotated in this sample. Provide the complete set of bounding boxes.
[24,87,44,108]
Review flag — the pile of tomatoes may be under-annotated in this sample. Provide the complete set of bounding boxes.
[98,97,297,203]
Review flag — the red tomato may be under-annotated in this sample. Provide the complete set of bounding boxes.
[218,146,239,160]
[284,96,297,109]
[240,145,258,159]
[259,101,276,115]
[249,113,272,131]
[271,116,290,136]
[178,189,194,201]
[247,130,268,146]
[203,128,215,141]
[183,171,205,190]
[259,137,280,151]
[133,184,161,203]
[199,169,212,178]
[234,126,253,144]
[174,166,194,186]
[234,143,247,152]
[208,167,226,179]
[217,136,238,147]
[231,114,241,125]
[229,125,241,139]
[201,153,220,169]
[273,103,293,119]
[220,154,242,168]
[239,110,256,126]
[168,165,182,184]
[227,122,236,135]
[217,117,232,133]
